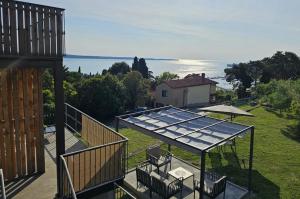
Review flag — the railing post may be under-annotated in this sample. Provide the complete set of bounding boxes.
[115,117,119,132]
[248,127,255,194]
[199,151,206,199]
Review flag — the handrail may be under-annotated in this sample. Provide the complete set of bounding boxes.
[0,169,6,199]
[62,139,127,157]
[114,183,136,199]
[65,103,127,140]
[60,156,77,199]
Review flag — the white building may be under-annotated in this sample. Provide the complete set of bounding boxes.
[155,73,217,107]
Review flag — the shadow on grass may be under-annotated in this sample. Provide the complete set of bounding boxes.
[265,108,284,118]
[281,124,300,143]
[214,165,280,199]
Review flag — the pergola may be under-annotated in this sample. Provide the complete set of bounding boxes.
[116,106,254,198]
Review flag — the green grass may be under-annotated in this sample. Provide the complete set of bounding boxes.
[120,106,300,199]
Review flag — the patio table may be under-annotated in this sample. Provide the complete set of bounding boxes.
[168,167,194,188]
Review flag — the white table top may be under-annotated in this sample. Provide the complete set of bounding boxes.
[168,167,193,180]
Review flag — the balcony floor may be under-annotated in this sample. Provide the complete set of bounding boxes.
[9,128,86,199]
[124,157,248,199]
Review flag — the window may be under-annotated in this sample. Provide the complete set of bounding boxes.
[162,90,168,97]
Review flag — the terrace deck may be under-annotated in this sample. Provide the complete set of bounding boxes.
[124,157,248,199]
[6,128,85,199]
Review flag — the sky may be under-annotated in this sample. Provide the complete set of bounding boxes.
[30,0,300,62]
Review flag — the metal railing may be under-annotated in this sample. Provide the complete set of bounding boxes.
[64,103,127,146]
[0,169,6,199]
[60,157,77,199]
[114,183,136,199]
[61,139,127,197]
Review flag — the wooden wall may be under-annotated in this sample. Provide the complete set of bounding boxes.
[0,67,44,181]
[82,115,123,146]
[0,0,64,57]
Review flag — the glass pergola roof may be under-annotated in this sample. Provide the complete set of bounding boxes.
[118,106,253,153]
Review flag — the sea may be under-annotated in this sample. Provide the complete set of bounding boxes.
[64,56,232,89]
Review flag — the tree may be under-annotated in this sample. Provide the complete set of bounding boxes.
[248,61,264,87]
[268,82,292,113]
[225,63,253,97]
[131,57,150,78]
[78,66,81,74]
[107,62,130,75]
[123,71,148,109]
[77,74,125,121]
[138,58,149,78]
[156,72,179,84]
[132,56,139,71]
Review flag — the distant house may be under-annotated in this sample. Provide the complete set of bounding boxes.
[155,73,217,107]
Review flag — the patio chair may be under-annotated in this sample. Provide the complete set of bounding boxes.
[151,172,183,199]
[146,145,172,174]
[194,172,227,199]
[136,163,152,197]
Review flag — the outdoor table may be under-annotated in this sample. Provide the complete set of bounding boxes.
[168,167,194,188]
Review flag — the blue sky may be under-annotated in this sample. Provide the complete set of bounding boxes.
[31,0,300,62]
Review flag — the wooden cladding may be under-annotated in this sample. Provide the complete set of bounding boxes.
[63,141,126,195]
[82,115,123,147]
[0,0,64,57]
[0,67,45,181]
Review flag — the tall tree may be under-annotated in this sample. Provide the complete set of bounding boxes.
[132,56,139,71]
[138,58,149,78]
[78,66,81,74]
[123,71,148,109]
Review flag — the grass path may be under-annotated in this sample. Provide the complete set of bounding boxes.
[120,106,300,198]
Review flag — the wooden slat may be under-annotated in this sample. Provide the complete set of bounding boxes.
[50,8,56,55]
[2,1,10,54]
[12,68,21,176]
[31,6,38,55]
[23,68,33,174]
[0,3,3,55]
[0,71,5,173]
[18,69,26,175]
[24,4,31,55]
[44,8,50,56]
[10,2,18,54]
[56,10,63,56]
[37,6,44,55]
[32,69,39,173]
[17,3,25,55]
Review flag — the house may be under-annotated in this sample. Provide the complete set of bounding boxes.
[155,73,218,107]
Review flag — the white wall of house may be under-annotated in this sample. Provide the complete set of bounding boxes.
[155,83,217,107]
[187,85,210,105]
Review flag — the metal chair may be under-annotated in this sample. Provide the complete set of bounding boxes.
[151,174,183,199]
[146,145,172,174]
[136,163,152,197]
[194,172,227,199]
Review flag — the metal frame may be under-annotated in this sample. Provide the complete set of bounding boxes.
[0,169,6,199]
[116,106,255,198]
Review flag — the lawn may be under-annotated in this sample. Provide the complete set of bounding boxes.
[119,106,300,199]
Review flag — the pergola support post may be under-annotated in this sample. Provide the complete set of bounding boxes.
[199,151,206,199]
[54,61,65,196]
[115,117,119,132]
[248,127,254,194]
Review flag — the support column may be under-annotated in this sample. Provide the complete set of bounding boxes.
[199,151,206,199]
[54,61,65,196]
[248,127,255,194]
[115,117,119,132]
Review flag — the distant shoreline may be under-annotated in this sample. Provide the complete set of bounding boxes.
[64,54,177,61]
